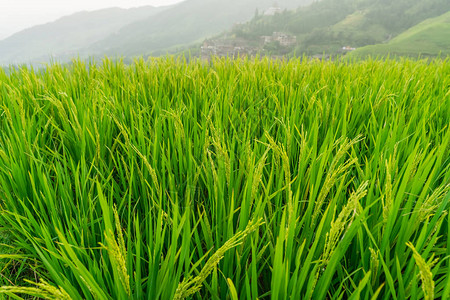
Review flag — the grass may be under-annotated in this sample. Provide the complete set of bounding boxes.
[348,11,450,58]
[0,56,449,299]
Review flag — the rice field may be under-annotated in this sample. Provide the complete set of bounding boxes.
[0,57,449,299]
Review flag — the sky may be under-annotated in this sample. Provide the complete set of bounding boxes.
[0,0,186,40]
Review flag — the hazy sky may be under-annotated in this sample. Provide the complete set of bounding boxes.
[0,0,186,40]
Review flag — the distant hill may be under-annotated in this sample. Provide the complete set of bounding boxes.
[221,0,450,56]
[88,0,312,57]
[0,6,169,65]
[0,0,312,66]
[347,11,450,58]
[3,0,447,64]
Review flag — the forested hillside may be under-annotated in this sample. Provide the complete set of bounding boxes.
[229,0,450,55]
[348,11,450,58]
[0,0,312,66]
[89,0,311,57]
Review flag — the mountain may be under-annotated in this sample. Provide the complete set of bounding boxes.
[4,0,446,65]
[89,0,313,57]
[347,11,450,58]
[0,0,313,66]
[0,6,169,65]
[219,0,450,56]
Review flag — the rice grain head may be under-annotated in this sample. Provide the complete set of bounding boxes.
[173,219,262,300]
[406,242,434,300]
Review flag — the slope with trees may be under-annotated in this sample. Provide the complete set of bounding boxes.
[0,0,313,66]
[224,0,450,56]
[348,11,450,58]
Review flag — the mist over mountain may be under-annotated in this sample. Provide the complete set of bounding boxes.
[0,0,312,66]
[0,6,169,65]
[218,0,450,57]
[89,0,312,56]
[1,0,448,66]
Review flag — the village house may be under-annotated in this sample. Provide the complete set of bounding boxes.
[261,32,297,47]
[342,46,357,51]
[261,35,273,44]
[264,3,282,16]
[201,39,257,61]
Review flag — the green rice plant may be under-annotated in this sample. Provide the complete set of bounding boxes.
[0,279,71,300]
[406,242,435,300]
[0,56,448,299]
[173,219,262,300]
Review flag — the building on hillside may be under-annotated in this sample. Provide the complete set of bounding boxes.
[261,32,297,47]
[342,46,357,51]
[261,35,273,44]
[274,32,297,46]
[201,39,258,61]
[264,3,282,16]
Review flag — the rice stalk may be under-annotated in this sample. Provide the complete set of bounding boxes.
[406,242,435,300]
[311,135,363,226]
[173,219,262,300]
[0,279,72,300]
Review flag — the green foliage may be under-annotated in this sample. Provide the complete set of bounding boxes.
[0,57,449,299]
[348,11,450,58]
[0,0,313,66]
[232,0,450,56]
